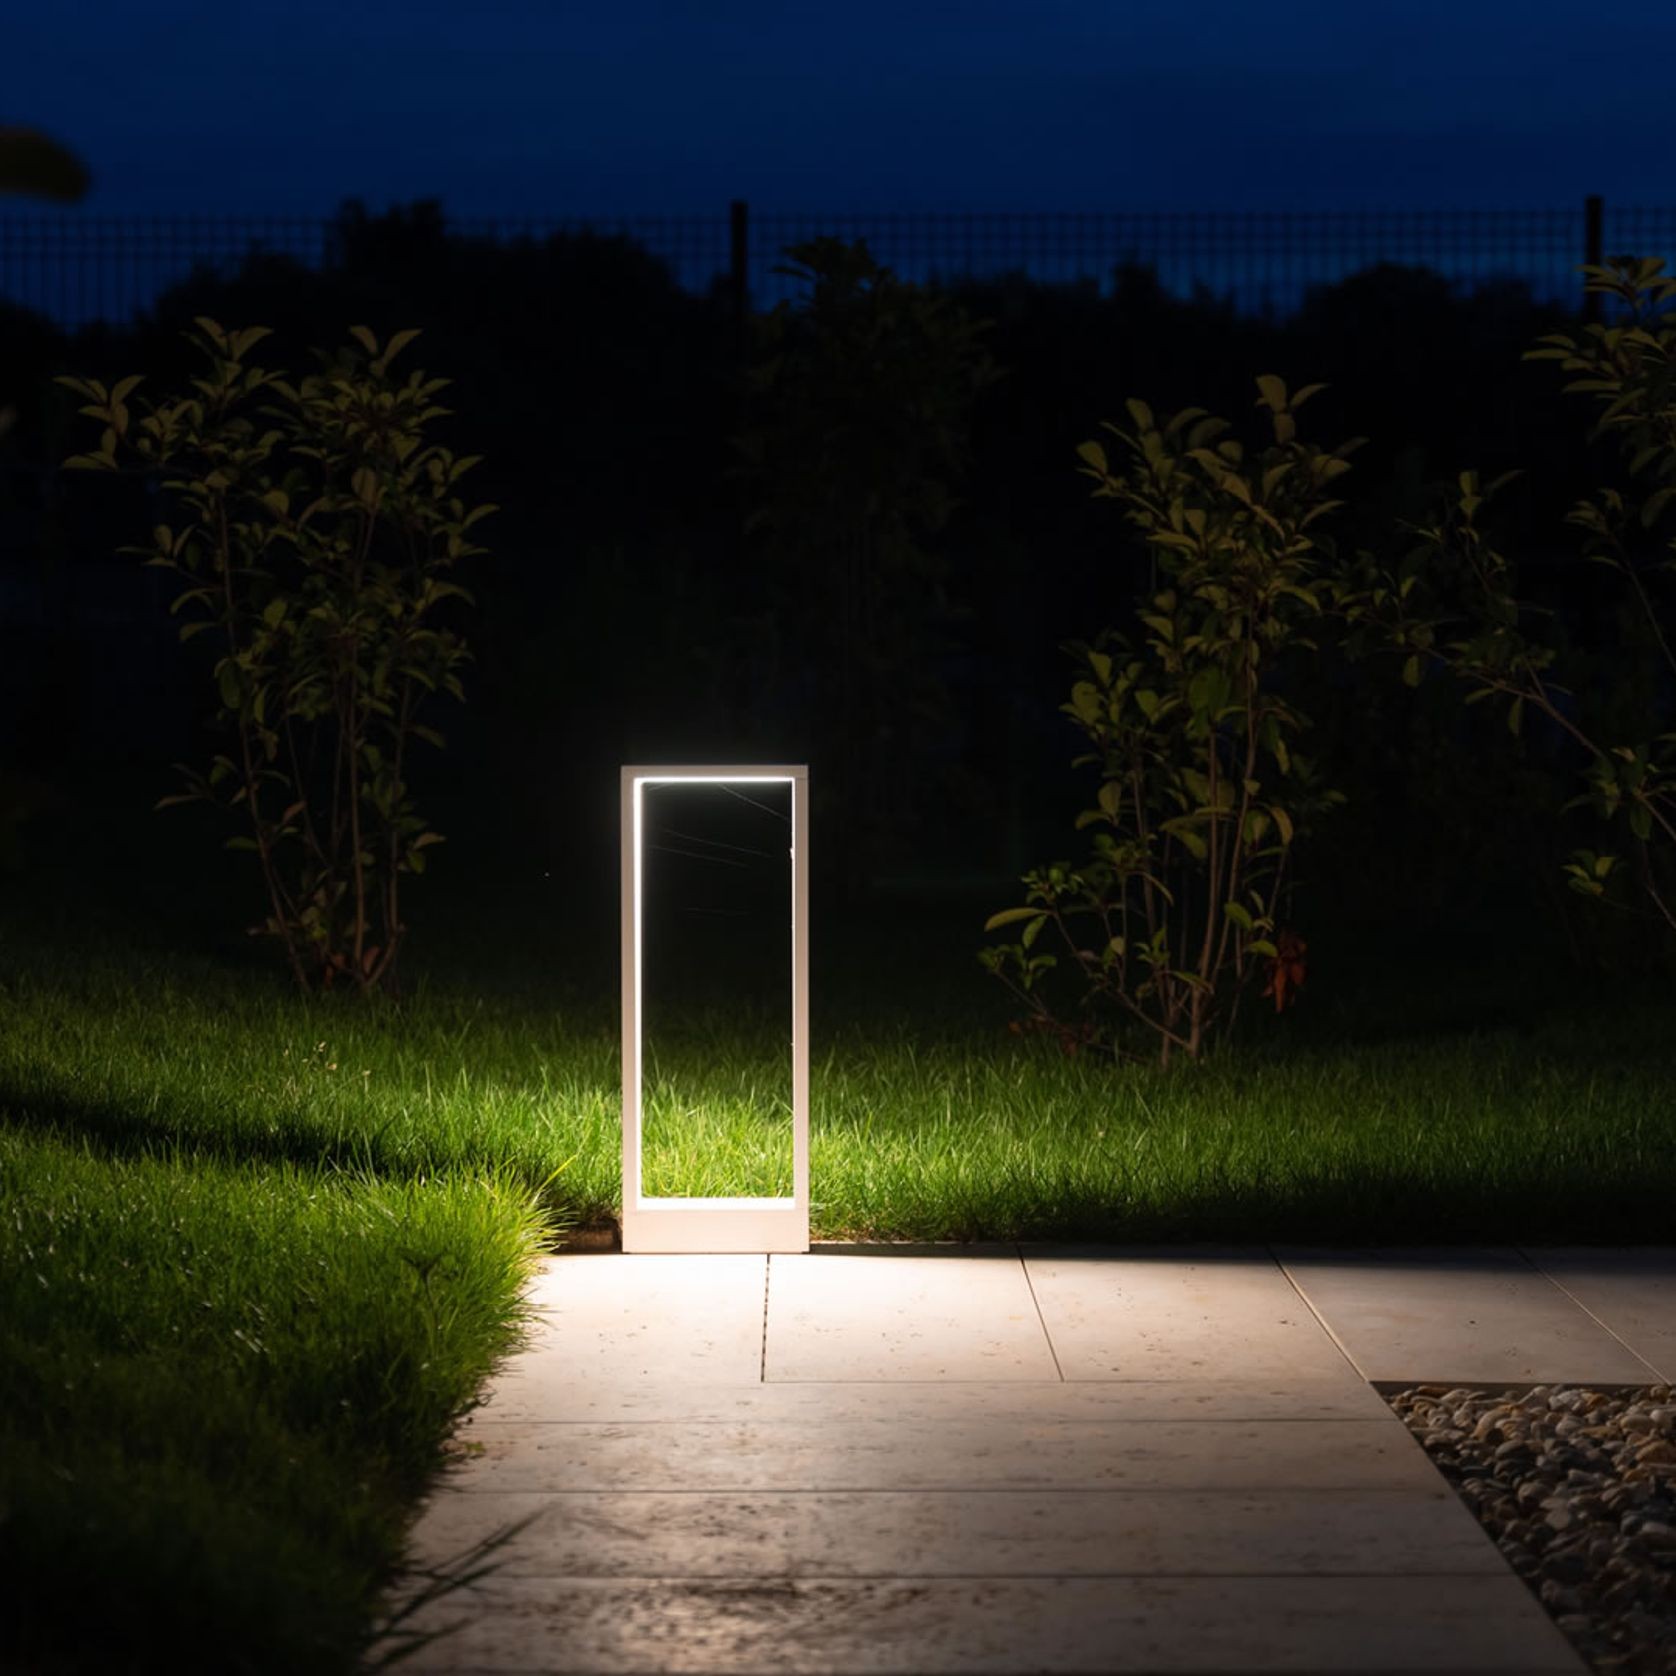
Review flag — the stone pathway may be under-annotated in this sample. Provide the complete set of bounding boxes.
[393,1246,1676,1674]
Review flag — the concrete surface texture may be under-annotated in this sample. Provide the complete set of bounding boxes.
[389,1245,1676,1674]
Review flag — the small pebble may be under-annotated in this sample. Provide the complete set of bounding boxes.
[1389,1382,1676,1674]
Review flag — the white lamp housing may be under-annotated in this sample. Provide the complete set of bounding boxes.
[620,764,810,1253]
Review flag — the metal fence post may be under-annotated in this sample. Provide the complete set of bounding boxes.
[1583,194,1603,324]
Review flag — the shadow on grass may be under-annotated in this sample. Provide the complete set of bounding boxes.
[0,1076,445,1181]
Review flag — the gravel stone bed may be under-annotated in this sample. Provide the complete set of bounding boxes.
[1388,1383,1676,1676]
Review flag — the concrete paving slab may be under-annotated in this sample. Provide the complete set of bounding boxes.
[444,1416,1441,1495]
[406,1484,1502,1579]
[1024,1246,1359,1383]
[1275,1247,1662,1384]
[515,1255,766,1384]
[393,1574,1584,1673]
[387,1248,1676,1674]
[765,1250,1057,1381]
[1523,1246,1676,1382]
[476,1375,1394,1424]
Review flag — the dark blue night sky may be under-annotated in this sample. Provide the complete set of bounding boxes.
[14,1,1676,215]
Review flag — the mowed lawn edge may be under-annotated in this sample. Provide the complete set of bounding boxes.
[0,1125,552,1675]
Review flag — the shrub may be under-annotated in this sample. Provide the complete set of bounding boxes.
[982,377,1359,1066]
[1361,259,1676,944]
[58,320,493,993]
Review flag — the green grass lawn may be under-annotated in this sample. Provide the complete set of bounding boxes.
[0,932,563,1670]
[2,869,1673,1671]
[3,928,1670,1246]
[0,1132,547,1674]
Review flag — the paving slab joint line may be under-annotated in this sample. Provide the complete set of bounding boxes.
[1515,1245,1666,1383]
[1265,1244,1377,1386]
[1015,1240,1066,1382]
[759,1254,771,1384]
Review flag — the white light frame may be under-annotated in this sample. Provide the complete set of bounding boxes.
[620,764,810,1253]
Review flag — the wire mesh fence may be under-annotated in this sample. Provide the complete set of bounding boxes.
[2,201,1674,331]
[746,207,1619,316]
[0,213,738,331]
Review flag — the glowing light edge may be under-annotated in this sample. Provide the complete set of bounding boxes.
[624,767,805,1221]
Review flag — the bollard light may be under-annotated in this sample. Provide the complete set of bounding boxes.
[619,765,810,1252]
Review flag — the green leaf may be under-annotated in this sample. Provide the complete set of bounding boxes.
[1075,439,1108,475]
[1401,653,1422,688]
[1187,666,1231,718]
[1254,373,1288,412]
[1167,825,1208,861]
[1641,486,1676,528]
[984,906,1049,932]
[1067,681,1101,724]
[1506,696,1525,736]
[1223,900,1254,931]
[378,327,423,369]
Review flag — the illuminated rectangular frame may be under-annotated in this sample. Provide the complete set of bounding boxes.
[620,764,810,1253]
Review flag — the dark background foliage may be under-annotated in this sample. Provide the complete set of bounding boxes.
[0,201,1648,1003]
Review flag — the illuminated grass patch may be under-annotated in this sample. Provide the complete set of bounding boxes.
[1,943,1670,1246]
